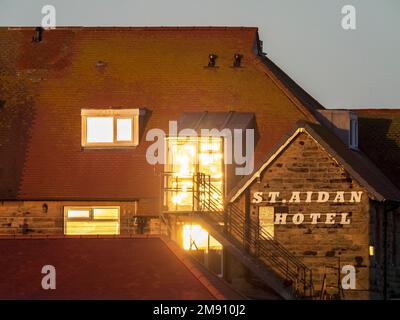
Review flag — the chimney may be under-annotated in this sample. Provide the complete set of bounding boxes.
[32,27,43,43]
[316,109,358,150]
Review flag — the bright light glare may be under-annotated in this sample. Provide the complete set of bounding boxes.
[183,225,208,250]
[87,117,113,143]
[182,224,222,250]
[167,137,224,211]
[93,208,119,220]
[172,192,187,204]
[67,210,90,218]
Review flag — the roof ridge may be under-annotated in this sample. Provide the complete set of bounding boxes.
[353,108,400,112]
[250,55,322,123]
[6,26,259,31]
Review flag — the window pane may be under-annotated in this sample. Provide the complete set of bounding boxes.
[116,118,132,141]
[87,117,113,143]
[93,208,119,220]
[67,209,90,219]
[66,221,119,235]
[259,206,274,238]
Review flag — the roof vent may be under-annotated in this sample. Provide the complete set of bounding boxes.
[208,53,217,67]
[96,60,107,68]
[233,53,243,68]
[32,27,43,43]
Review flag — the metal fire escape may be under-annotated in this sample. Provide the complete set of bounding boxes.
[161,172,314,299]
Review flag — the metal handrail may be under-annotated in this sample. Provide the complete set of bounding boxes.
[160,172,314,298]
[192,173,314,298]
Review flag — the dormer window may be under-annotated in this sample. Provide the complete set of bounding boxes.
[349,115,358,150]
[81,109,142,147]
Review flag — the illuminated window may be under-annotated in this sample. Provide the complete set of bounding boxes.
[116,118,133,141]
[64,206,120,235]
[81,109,141,147]
[164,136,224,211]
[66,209,90,219]
[182,224,222,250]
[87,117,114,143]
[259,206,274,238]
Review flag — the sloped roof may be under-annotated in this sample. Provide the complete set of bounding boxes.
[229,120,400,203]
[0,27,318,203]
[177,111,255,132]
[354,109,400,190]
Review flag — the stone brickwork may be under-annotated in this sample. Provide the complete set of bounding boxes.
[368,204,400,299]
[234,131,374,299]
[0,200,162,236]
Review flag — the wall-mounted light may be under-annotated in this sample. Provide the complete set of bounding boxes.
[369,245,374,256]
[208,53,217,67]
[233,53,243,68]
[42,203,48,214]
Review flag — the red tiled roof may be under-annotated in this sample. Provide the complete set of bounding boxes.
[354,109,400,189]
[0,236,242,299]
[0,27,318,204]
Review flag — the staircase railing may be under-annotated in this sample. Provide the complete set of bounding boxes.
[161,171,314,298]
[192,173,314,298]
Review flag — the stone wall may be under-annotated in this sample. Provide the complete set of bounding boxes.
[369,203,400,299]
[234,131,373,299]
[0,200,162,236]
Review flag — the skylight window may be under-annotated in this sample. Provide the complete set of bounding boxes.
[81,109,141,147]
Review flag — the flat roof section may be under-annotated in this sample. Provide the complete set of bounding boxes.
[0,237,237,300]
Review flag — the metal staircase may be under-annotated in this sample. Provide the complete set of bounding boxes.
[161,172,314,299]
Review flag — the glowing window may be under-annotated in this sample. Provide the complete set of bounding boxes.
[64,206,120,235]
[165,136,224,211]
[87,117,113,143]
[81,109,141,147]
[67,209,90,219]
[116,118,133,141]
[259,206,274,238]
[93,208,119,220]
[182,224,222,250]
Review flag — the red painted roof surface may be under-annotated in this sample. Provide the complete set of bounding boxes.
[0,27,318,207]
[0,237,240,300]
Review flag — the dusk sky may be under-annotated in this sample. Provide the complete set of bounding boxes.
[1,0,399,108]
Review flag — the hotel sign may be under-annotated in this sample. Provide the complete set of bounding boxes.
[252,191,363,204]
[252,191,363,225]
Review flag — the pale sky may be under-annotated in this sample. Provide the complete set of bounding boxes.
[0,0,399,108]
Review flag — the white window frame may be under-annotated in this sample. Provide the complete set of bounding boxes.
[81,109,142,148]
